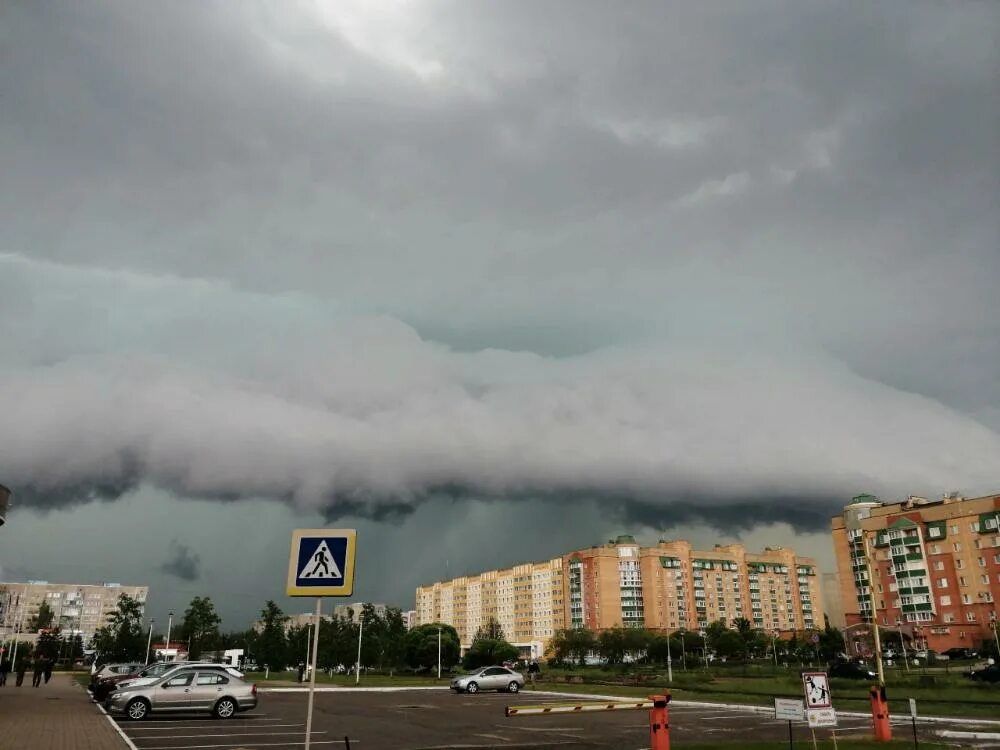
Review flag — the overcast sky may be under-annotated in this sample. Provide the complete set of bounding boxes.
[2,1,998,629]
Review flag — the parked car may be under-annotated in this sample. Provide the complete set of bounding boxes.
[88,663,145,692]
[95,661,243,704]
[450,666,525,694]
[828,661,877,680]
[107,667,257,720]
[942,648,979,661]
[967,664,1000,683]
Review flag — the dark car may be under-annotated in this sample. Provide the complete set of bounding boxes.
[967,664,1000,683]
[828,660,877,680]
[942,647,979,660]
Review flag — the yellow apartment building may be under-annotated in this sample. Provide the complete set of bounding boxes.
[832,492,1000,653]
[417,535,822,655]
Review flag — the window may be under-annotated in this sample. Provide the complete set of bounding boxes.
[936,578,948,588]
[934,561,945,571]
[971,522,980,532]
[939,595,951,606]
[930,544,941,554]
[950,525,959,534]
[981,575,989,585]
[962,594,972,605]
[165,674,194,687]
[965,611,977,622]
[955,559,965,569]
[978,557,987,568]
[953,543,962,552]
[943,612,956,623]
[196,674,228,686]
[959,576,967,586]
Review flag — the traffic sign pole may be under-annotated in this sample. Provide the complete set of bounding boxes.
[304,597,322,750]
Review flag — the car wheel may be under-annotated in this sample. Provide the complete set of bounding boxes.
[507,681,520,694]
[466,681,479,694]
[214,698,238,719]
[126,698,150,721]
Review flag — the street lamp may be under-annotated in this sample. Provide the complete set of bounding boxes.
[699,629,709,668]
[145,619,155,665]
[771,630,779,669]
[896,618,910,671]
[165,611,174,662]
[437,626,442,680]
[665,631,673,683]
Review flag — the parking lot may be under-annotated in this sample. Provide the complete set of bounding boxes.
[100,687,993,749]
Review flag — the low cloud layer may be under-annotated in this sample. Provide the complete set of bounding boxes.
[161,540,202,582]
[1,1,997,577]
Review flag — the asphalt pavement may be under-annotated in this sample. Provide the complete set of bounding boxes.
[102,687,992,750]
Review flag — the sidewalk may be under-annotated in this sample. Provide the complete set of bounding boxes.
[0,673,127,750]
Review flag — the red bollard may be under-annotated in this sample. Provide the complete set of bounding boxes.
[869,685,892,741]
[648,693,671,750]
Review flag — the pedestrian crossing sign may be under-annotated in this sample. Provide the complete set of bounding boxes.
[286,528,357,597]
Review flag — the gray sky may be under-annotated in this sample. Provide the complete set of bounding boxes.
[1,1,998,629]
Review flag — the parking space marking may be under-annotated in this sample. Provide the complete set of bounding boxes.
[137,741,355,749]
[127,731,327,740]
[125,722,302,731]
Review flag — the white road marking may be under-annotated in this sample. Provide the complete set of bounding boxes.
[126,723,300,731]
[137,741,356,750]
[95,701,140,750]
[130,731,326,740]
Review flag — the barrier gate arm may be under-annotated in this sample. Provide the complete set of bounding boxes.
[506,694,672,750]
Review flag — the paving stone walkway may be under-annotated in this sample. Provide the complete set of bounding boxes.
[0,672,127,750]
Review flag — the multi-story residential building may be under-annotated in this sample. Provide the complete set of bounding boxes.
[332,602,387,624]
[832,492,1000,653]
[567,536,822,634]
[416,536,822,655]
[416,558,564,658]
[402,610,418,630]
[0,483,10,527]
[0,581,148,645]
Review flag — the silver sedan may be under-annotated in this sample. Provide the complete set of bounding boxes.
[108,668,258,720]
[450,666,524,694]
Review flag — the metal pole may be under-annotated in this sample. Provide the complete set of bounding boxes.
[680,633,686,670]
[355,611,363,685]
[304,598,322,750]
[666,633,673,683]
[898,619,909,671]
[145,620,155,665]
[437,627,442,679]
[862,537,885,685]
[165,611,174,661]
[304,621,312,676]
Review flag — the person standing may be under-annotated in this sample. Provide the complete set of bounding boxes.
[15,656,28,687]
[0,656,10,686]
[31,654,44,688]
[43,656,54,684]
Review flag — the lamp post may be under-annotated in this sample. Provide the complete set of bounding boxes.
[772,630,779,669]
[165,611,174,661]
[437,626,442,680]
[699,629,709,669]
[355,611,363,685]
[896,618,909,671]
[666,631,673,683]
[990,611,1000,661]
[145,619,155,665]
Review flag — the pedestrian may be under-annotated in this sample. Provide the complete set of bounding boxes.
[43,656,54,684]
[0,656,10,686]
[15,657,28,687]
[528,660,540,688]
[32,654,44,688]
[297,662,305,683]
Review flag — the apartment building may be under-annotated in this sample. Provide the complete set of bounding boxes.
[332,602,387,624]
[416,536,822,654]
[416,558,564,658]
[568,536,822,634]
[832,492,1000,653]
[0,581,148,644]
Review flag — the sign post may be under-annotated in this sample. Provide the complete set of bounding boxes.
[287,529,357,750]
[909,698,918,750]
[774,698,804,750]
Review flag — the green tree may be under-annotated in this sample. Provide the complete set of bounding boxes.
[549,628,596,666]
[359,604,387,669]
[463,638,518,670]
[28,601,55,631]
[474,617,505,642]
[597,628,627,665]
[256,600,289,670]
[818,625,845,660]
[180,596,222,660]
[404,623,459,672]
[90,594,145,662]
[712,630,745,659]
[381,608,407,675]
[63,633,85,663]
[647,635,682,665]
[35,630,61,660]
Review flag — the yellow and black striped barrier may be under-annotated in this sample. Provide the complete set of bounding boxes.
[505,699,654,718]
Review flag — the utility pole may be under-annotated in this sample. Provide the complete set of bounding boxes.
[862,536,886,685]
[355,612,363,685]
[437,626,442,679]
[165,611,174,661]
[666,631,673,683]
[145,619,155,665]
[896,618,909,671]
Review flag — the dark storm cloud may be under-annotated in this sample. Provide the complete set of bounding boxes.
[161,540,201,582]
[1,0,998,610]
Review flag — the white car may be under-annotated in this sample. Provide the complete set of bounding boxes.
[450,666,524,694]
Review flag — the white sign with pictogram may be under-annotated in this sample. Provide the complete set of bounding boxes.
[802,671,832,709]
[807,707,838,728]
